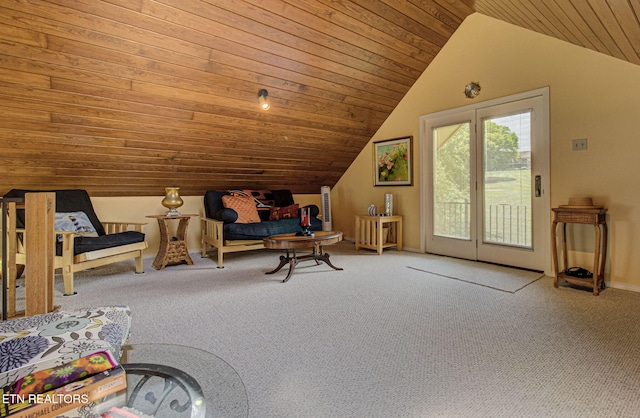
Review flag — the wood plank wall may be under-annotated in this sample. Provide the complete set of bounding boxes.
[1,1,636,197]
[0,0,471,196]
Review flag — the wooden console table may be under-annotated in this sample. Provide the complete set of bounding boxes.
[147,214,197,270]
[551,206,607,295]
[354,215,403,255]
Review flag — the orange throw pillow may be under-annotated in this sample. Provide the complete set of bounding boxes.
[222,195,261,223]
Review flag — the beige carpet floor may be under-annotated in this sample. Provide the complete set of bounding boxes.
[9,241,640,418]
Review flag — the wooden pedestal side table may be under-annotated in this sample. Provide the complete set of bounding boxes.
[354,214,403,255]
[147,214,197,270]
[551,207,607,295]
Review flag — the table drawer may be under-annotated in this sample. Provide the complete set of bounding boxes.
[553,209,605,224]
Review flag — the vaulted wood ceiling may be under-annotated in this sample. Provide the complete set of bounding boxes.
[1,1,638,196]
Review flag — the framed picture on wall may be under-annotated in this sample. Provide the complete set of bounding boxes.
[373,136,413,186]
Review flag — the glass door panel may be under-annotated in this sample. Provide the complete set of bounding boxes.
[433,122,471,240]
[482,112,532,248]
[476,94,549,270]
[424,109,477,261]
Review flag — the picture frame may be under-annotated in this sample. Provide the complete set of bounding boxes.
[373,136,413,186]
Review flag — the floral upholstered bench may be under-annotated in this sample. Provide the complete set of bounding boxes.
[0,306,131,388]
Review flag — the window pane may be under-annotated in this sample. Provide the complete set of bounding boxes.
[433,123,471,240]
[483,112,532,248]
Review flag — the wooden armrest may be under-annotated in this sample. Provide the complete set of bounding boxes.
[201,217,224,247]
[201,218,224,237]
[11,229,73,235]
[101,221,147,234]
[101,221,148,226]
[201,217,223,226]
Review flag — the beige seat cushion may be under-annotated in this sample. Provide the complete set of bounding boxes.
[222,195,261,223]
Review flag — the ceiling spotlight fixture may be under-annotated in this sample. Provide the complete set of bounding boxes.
[464,82,481,99]
[258,89,270,110]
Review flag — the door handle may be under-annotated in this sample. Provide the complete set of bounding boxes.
[535,175,542,197]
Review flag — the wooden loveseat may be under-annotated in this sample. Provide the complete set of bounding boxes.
[201,189,321,268]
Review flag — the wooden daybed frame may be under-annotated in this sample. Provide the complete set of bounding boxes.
[4,194,147,317]
[200,218,265,269]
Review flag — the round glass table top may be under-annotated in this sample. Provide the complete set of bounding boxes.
[122,343,248,418]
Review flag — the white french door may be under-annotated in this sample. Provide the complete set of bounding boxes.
[421,88,550,272]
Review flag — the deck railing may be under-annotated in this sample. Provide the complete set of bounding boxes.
[435,201,531,247]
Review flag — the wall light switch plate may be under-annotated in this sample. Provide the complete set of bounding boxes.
[572,138,587,151]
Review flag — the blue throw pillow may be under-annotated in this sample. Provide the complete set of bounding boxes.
[215,208,238,223]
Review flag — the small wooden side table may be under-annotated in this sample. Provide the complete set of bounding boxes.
[551,207,607,295]
[147,214,197,270]
[354,214,403,255]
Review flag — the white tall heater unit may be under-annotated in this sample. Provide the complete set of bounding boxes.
[320,186,332,231]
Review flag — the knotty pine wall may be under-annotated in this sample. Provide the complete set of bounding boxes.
[2,2,637,198]
[0,0,470,197]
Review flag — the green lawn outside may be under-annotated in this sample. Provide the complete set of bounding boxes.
[434,169,532,246]
[484,169,532,246]
[484,169,531,205]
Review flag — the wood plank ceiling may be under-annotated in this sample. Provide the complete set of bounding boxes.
[0,0,638,197]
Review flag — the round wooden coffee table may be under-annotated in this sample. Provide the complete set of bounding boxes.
[263,231,343,282]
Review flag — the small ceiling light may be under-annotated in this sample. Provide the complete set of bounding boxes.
[464,82,481,99]
[258,89,270,110]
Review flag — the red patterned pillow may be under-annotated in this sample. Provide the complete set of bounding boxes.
[269,204,299,221]
[222,195,261,223]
